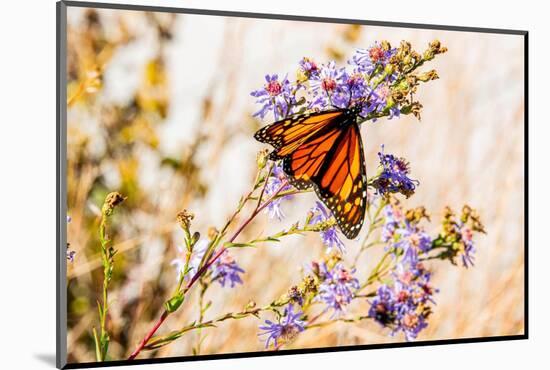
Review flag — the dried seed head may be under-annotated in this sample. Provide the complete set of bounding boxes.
[101,192,126,216]
[416,70,439,82]
[405,206,430,224]
[177,209,194,230]
[300,275,318,295]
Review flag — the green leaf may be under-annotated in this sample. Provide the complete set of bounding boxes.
[92,328,101,361]
[164,293,185,313]
[144,323,216,350]
[225,242,258,249]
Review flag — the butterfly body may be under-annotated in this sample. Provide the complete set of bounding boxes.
[254,108,367,239]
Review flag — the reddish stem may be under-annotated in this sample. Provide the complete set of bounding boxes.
[127,179,288,360]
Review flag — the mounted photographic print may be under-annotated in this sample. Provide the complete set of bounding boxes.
[56,1,528,368]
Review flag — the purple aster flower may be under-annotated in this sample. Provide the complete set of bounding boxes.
[264,164,293,220]
[308,61,346,110]
[369,83,400,119]
[373,146,418,198]
[251,74,300,121]
[381,201,432,264]
[342,70,368,100]
[298,57,320,79]
[258,304,305,348]
[309,201,346,253]
[212,250,245,288]
[394,225,432,265]
[381,203,405,243]
[171,239,208,282]
[459,226,476,268]
[439,206,484,268]
[350,42,396,74]
[318,262,360,316]
[368,285,397,326]
[338,69,377,115]
[368,262,436,341]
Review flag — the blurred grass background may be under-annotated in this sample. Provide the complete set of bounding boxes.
[66,7,525,362]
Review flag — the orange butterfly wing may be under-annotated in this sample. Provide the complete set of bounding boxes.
[311,122,367,239]
[254,110,345,161]
[255,110,367,239]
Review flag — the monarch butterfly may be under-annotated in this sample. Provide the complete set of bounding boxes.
[254,106,367,239]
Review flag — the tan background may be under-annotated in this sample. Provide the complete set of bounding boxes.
[66,8,524,362]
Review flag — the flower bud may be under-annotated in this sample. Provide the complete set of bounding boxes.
[190,231,201,246]
[256,149,269,170]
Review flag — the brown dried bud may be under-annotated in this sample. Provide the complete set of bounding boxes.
[461,205,472,220]
[429,40,448,54]
[300,275,318,295]
[405,206,430,224]
[410,102,423,120]
[424,40,448,60]
[400,40,412,54]
[101,192,126,216]
[391,90,407,103]
[410,51,421,62]
[417,70,439,82]
[443,206,454,219]
[176,209,194,231]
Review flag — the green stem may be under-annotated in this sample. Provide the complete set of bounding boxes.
[95,214,115,361]
[194,280,209,355]
[128,175,289,360]
[352,199,387,268]
[143,304,277,351]
[306,314,371,330]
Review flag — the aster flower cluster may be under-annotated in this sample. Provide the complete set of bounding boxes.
[433,205,487,268]
[381,199,432,264]
[368,261,436,341]
[258,304,305,348]
[367,199,485,341]
[373,146,419,198]
[316,261,360,316]
[283,275,318,307]
[212,250,245,288]
[308,201,346,253]
[264,164,293,220]
[251,74,303,120]
[251,40,447,123]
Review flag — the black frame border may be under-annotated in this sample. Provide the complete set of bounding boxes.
[56,1,529,369]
